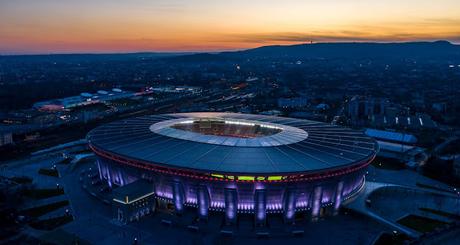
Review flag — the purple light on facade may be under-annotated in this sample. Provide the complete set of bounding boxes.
[266,203,282,211]
[186,197,197,204]
[106,165,112,188]
[156,190,173,199]
[96,160,103,180]
[94,149,371,220]
[255,189,266,225]
[118,169,125,186]
[225,182,237,189]
[312,186,322,218]
[322,188,333,203]
[173,182,184,213]
[237,203,254,211]
[210,201,225,208]
[225,188,237,223]
[334,181,344,212]
[296,200,308,208]
[283,189,296,222]
[255,182,265,190]
[198,185,209,218]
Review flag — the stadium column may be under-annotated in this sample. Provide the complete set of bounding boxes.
[116,168,125,186]
[333,181,344,215]
[283,188,296,224]
[151,183,157,213]
[254,189,267,227]
[197,185,210,221]
[224,188,238,225]
[173,181,185,215]
[96,159,103,180]
[311,186,323,221]
[106,163,112,188]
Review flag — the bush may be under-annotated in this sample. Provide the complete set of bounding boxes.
[23,188,64,200]
[21,200,69,218]
[29,215,73,230]
[397,214,449,233]
[371,157,405,170]
[10,176,33,184]
[373,232,408,245]
[38,168,59,177]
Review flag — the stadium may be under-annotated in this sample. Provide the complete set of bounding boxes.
[87,112,378,224]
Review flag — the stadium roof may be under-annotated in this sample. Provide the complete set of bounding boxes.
[88,113,378,174]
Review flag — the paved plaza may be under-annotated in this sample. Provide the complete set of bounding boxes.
[2,150,460,245]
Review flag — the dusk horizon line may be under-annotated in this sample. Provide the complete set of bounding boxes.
[0,39,457,56]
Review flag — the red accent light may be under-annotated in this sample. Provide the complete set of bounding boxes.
[89,144,374,183]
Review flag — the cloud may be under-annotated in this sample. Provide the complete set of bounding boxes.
[217,30,460,44]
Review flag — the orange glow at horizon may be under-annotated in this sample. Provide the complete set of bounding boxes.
[1,0,459,54]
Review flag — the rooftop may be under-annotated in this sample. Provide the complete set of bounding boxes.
[365,128,417,144]
[112,179,154,204]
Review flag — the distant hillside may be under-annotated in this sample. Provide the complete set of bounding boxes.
[3,41,459,62]
[168,41,460,62]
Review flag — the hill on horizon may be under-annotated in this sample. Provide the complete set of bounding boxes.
[166,40,460,62]
[2,40,460,61]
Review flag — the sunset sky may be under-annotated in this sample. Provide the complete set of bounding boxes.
[1,0,460,54]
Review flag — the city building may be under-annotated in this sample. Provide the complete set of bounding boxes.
[369,114,437,129]
[112,179,156,224]
[33,88,134,111]
[347,96,437,129]
[365,128,427,167]
[277,97,308,108]
[0,131,13,146]
[365,128,417,144]
[87,113,378,224]
[149,86,202,94]
[347,96,388,121]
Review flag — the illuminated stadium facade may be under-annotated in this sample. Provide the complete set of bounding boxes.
[87,112,378,224]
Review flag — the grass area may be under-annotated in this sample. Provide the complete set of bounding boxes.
[38,168,59,177]
[416,182,456,194]
[373,232,408,245]
[419,207,460,220]
[71,149,92,155]
[397,214,450,233]
[21,200,69,218]
[58,157,73,164]
[29,215,73,230]
[371,157,406,170]
[9,176,33,184]
[0,208,22,240]
[440,139,460,155]
[23,188,64,200]
[39,228,92,245]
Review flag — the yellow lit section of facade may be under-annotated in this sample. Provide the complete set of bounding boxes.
[211,173,224,178]
[268,176,283,181]
[237,176,255,181]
